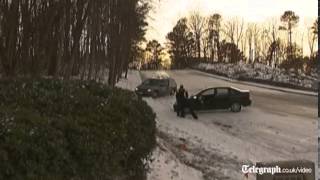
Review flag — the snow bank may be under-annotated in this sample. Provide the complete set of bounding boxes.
[196,62,318,91]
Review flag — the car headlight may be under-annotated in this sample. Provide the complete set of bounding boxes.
[147,89,152,92]
[135,87,138,91]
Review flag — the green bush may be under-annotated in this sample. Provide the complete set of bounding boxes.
[0,79,156,180]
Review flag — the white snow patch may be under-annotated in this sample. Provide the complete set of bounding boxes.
[196,62,318,90]
[147,138,203,180]
[116,71,142,91]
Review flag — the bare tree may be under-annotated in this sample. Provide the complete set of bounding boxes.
[260,27,271,64]
[245,23,260,63]
[307,18,318,57]
[207,13,222,62]
[201,17,209,61]
[224,17,244,47]
[189,11,205,59]
[268,19,281,67]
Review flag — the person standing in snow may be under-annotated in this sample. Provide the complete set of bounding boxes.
[176,85,186,117]
[176,85,198,119]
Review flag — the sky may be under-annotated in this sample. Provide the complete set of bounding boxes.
[145,0,318,49]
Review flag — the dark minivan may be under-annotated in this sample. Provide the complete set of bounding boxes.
[135,78,177,98]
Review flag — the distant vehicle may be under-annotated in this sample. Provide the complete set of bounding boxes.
[135,78,177,98]
[174,87,252,112]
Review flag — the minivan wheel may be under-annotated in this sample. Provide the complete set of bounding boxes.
[231,103,241,112]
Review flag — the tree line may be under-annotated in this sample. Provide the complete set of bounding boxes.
[139,39,164,70]
[0,0,150,86]
[167,10,318,74]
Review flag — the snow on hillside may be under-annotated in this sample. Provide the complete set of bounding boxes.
[195,62,318,91]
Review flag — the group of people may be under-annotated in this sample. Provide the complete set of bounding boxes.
[175,85,198,119]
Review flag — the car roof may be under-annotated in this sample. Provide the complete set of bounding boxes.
[201,87,249,92]
[146,78,169,81]
[230,86,250,92]
[202,87,228,90]
[152,71,170,79]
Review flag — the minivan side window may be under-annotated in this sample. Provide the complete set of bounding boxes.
[142,79,150,85]
[159,79,169,86]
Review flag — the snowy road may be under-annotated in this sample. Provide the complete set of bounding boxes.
[141,70,317,180]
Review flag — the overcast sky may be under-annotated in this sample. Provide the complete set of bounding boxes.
[145,0,318,45]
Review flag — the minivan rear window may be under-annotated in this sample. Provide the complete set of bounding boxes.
[144,79,168,86]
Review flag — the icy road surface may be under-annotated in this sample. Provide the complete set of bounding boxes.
[141,70,317,180]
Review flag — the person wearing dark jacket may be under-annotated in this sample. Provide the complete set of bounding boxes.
[176,85,198,119]
[176,85,185,117]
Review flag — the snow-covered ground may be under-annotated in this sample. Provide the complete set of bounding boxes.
[195,62,318,91]
[117,70,318,180]
[116,70,204,180]
[115,71,141,90]
[147,137,203,180]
